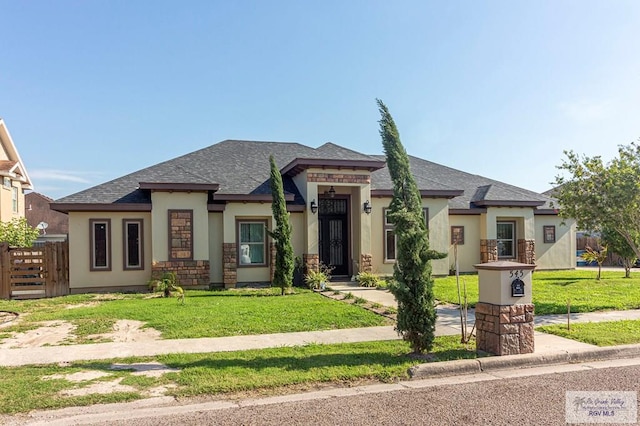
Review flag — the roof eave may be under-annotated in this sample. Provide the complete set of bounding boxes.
[473,200,546,207]
[371,189,464,199]
[138,182,220,192]
[281,158,386,177]
[213,193,295,202]
[50,203,153,214]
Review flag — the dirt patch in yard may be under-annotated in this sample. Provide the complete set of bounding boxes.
[0,319,162,348]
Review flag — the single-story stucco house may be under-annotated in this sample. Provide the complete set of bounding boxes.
[51,140,576,293]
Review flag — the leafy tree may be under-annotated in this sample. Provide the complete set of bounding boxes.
[0,217,39,247]
[268,155,294,295]
[377,99,446,354]
[602,227,637,278]
[554,143,640,261]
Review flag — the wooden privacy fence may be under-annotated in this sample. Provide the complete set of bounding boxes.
[0,242,69,300]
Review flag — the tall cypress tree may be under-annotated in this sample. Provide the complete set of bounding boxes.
[269,155,294,295]
[377,99,446,354]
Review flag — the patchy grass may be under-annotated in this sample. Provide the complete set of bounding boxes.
[538,320,640,346]
[434,270,640,315]
[0,337,476,414]
[0,288,390,341]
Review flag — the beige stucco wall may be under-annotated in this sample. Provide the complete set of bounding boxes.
[0,182,25,222]
[370,197,450,277]
[68,211,152,289]
[535,216,576,270]
[150,192,209,262]
[482,207,535,240]
[208,212,224,284]
[448,215,482,273]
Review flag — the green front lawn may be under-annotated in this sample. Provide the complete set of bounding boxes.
[0,337,476,414]
[0,288,390,341]
[538,320,640,346]
[434,270,640,315]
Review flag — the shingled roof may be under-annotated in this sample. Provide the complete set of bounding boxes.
[53,140,553,212]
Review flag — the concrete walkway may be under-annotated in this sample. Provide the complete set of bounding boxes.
[0,281,639,367]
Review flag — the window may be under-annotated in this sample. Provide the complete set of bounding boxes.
[123,219,143,270]
[90,219,111,271]
[543,225,556,243]
[11,187,18,213]
[3,177,11,189]
[238,220,267,266]
[451,226,465,245]
[384,208,429,262]
[497,221,515,258]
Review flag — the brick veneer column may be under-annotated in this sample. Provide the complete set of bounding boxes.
[517,239,536,265]
[303,253,319,273]
[223,243,237,288]
[360,253,373,273]
[480,239,498,263]
[475,302,535,355]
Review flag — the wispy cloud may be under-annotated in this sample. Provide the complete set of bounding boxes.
[557,99,613,122]
[28,169,101,184]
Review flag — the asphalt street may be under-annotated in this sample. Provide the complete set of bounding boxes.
[9,358,639,426]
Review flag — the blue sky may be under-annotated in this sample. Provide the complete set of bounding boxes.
[2,1,639,200]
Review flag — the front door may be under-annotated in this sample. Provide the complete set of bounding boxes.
[318,198,349,276]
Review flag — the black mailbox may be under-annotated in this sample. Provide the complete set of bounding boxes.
[511,278,525,297]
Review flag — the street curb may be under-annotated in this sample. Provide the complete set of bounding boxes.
[408,343,640,379]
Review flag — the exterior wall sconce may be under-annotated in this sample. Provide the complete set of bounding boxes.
[328,186,336,198]
[310,199,318,214]
[363,200,372,214]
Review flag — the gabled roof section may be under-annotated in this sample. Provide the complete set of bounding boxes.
[471,184,546,207]
[54,139,331,208]
[280,142,385,176]
[0,119,33,189]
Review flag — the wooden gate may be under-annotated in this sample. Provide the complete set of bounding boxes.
[0,242,69,300]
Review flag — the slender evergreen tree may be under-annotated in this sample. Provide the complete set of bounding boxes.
[269,155,294,295]
[377,99,446,354]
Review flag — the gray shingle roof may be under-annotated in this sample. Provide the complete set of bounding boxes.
[55,140,553,211]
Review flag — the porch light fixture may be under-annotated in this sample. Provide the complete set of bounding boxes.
[328,186,336,198]
[363,200,372,214]
[310,199,318,214]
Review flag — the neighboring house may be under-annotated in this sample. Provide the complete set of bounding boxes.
[0,118,32,221]
[51,140,576,293]
[25,192,69,243]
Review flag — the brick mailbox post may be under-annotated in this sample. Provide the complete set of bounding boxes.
[474,260,536,356]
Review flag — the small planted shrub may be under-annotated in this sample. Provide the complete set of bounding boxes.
[356,271,381,288]
[148,272,185,304]
[304,263,333,290]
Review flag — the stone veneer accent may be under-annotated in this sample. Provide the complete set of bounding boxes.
[480,239,498,263]
[152,260,209,287]
[169,210,193,260]
[360,253,373,273]
[307,172,371,185]
[303,253,319,273]
[223,243,237,288]
[475,302,535,355]
[517,239,536,265]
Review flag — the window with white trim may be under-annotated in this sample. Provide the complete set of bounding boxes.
[238,220,267,266]
[123,219,143,270]
[90,219,111,271]
[497,221,515,258]
[384,208,429,262]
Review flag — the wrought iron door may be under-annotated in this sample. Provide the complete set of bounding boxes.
[318,198,348,276]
